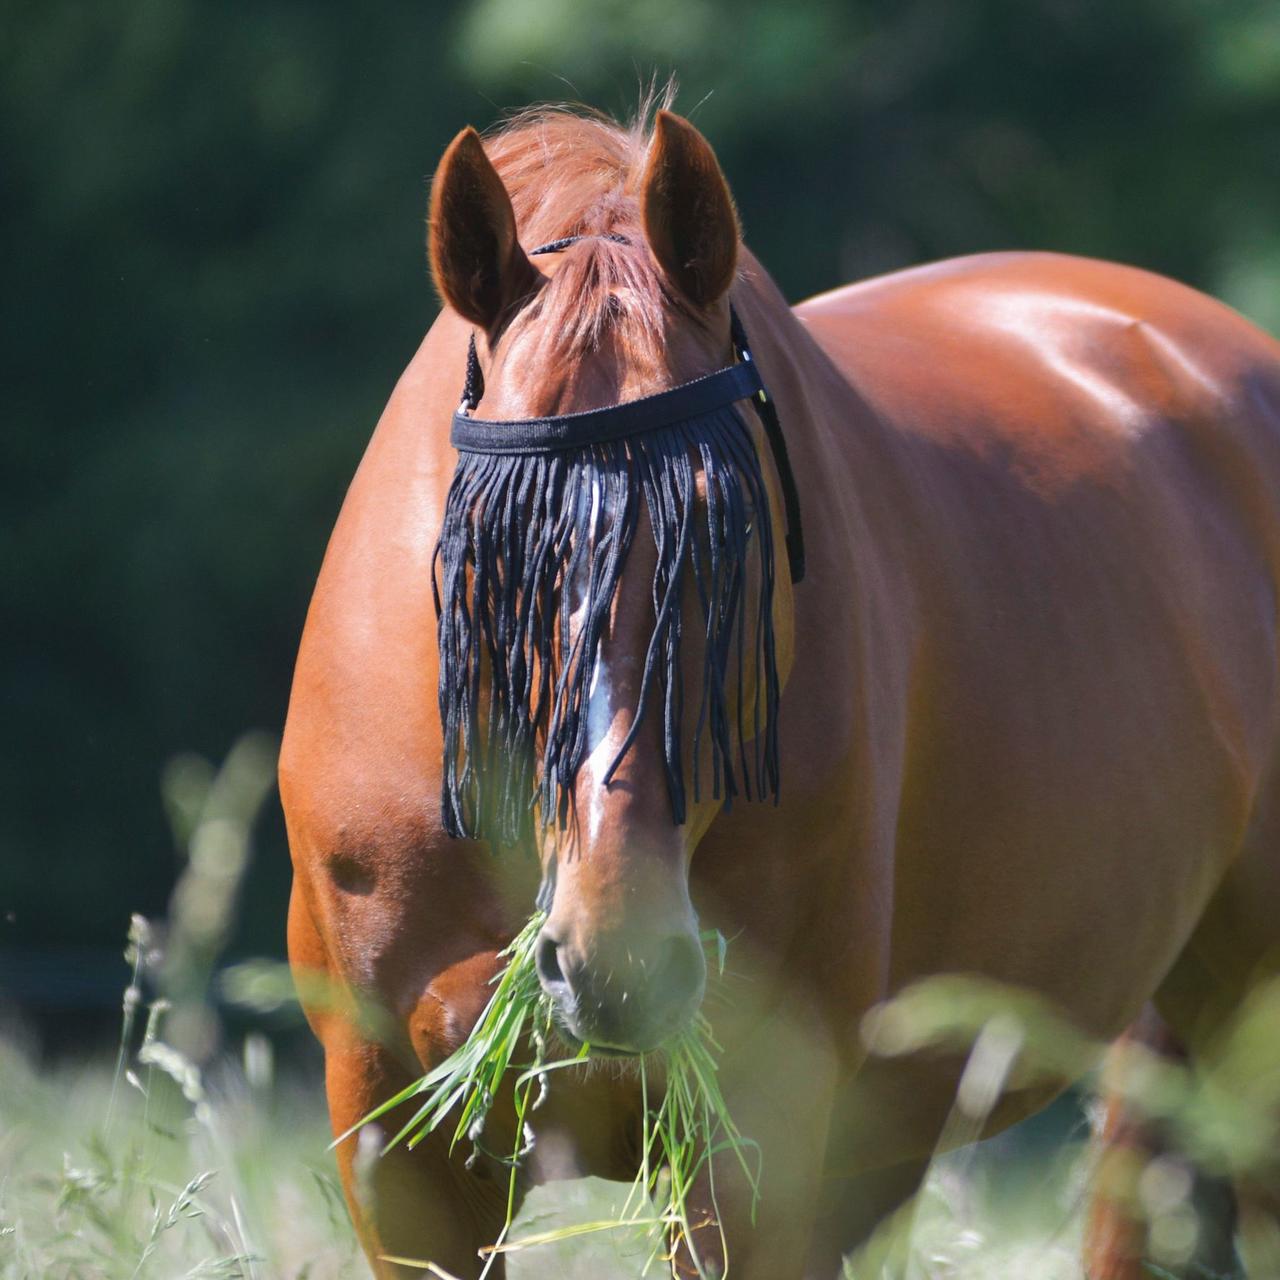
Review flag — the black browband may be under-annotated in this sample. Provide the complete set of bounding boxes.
[450,235,806,584]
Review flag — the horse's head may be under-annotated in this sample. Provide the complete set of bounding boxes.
[428,111,796,1053]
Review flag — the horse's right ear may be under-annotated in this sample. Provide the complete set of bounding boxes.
[429,127,537,329]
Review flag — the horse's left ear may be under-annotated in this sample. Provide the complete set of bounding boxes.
[640,111,740,307]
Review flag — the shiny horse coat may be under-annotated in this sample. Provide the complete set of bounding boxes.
[281,107,1280,1278]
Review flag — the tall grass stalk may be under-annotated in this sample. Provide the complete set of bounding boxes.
[106,914,151,1139]
[345,915,761,1279]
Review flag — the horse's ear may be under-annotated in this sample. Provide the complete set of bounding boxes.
[640,111,739,307]
[429,127,537,329]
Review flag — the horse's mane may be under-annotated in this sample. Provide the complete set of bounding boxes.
[481,95,689,361]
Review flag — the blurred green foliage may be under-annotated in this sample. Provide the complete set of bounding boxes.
[4,0,1280,989]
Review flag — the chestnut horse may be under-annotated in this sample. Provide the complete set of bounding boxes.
[280,106,1280,1279]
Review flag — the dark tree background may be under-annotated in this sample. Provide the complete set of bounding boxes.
[4,0,1279,1026]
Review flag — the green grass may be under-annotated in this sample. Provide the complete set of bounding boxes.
[10,953,1269,1280]
[0,1015,1098,1280]
[5,738,1273,1278]
[0,1022,360,1279]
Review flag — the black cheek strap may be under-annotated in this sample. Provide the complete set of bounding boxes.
[729,308,806,585]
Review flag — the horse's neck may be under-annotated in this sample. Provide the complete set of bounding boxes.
[737,253,907,587]
[735,254,918,796]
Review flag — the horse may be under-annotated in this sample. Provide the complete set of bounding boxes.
[279,103,1280,1279]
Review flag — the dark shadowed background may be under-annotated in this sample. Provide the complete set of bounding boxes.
[5,0,1280,1042]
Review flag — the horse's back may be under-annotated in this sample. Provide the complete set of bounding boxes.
[798,250,1280,458]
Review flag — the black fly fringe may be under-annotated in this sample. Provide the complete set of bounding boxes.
[433,404,781,848]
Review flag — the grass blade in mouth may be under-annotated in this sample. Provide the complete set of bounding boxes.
[344,912,760,1278]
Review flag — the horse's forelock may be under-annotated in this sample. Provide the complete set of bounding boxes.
[482,100,693,365]
[485,99,665,244]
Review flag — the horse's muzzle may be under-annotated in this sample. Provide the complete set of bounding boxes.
[534,923,706,1054]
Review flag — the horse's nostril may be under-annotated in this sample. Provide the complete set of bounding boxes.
[658,933,706,1008]
[535,933,568,991]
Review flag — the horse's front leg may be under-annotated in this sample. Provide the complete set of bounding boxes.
[677,1006,840,1280]
[800,1158,930,1280]
[289,884,517,1279]
[324,1024,515,1280]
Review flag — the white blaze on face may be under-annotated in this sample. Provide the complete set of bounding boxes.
[570,471,627,845]
[584,651,616,844]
